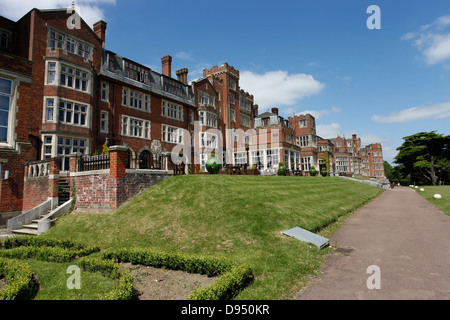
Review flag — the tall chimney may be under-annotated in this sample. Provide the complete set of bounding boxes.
[161,55,172,77]
[176,68,189,84]
[93,21,107,45]
[271,107,279,115]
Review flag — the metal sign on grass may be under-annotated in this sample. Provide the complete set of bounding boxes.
[282,227,330,249]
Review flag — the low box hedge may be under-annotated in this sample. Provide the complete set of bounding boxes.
[0,258,39,300]
[100,247,254,300]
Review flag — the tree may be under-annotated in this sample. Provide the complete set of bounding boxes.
[384,161,400,183]
[394,131,450,185]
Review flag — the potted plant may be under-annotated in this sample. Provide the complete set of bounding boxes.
[310,166,317,176]
[277,162,287,176]
[321,167,328,177]
[205,152,221,174]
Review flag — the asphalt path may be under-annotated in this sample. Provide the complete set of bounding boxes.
[296,186,450,300]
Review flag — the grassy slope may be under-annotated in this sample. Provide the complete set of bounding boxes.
[414,185,450,217]
[45,175,383,299]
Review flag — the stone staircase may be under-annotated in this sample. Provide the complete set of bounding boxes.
[10,178,71,236]
[10,212,50,236]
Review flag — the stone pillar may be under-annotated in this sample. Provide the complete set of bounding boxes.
[109,146,128,179]
[48,158,60,209]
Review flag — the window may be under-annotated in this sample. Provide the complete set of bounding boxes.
[297,135,309,147]
[0,77,12,142]
[66,37,76,53]
[301,157,311,171]
[162,100,183,121]
[234,152,246,165]
[229,93,235,104]
[229,78,237,91]
[0,30,10,49]
[266,149,279,169]
[49,30,64,50]
[124,61,151,85]
[101,82,109,102]
[163,77,185,97]
[162,124,183,144]
[122,87,150,112]
[299,119,306,127]
[239,95,252,113]
[60,64,89,92]
[336,156,349,173]
[45,99,54,121]
[57,136,87,171]
[43,136,53,159]
[231,109,236,123]
[240,114,251,128]
[48,29,92,60]
[58,101,87,126]
[100,111,108,133]
[199,111,217,128]
[122,116,150,139]
[198,91,215,108]
[200,133,217,149]
[47,63,56,84]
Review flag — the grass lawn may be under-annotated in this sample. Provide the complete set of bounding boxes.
[43,175,383,300]
[414,185,450,217]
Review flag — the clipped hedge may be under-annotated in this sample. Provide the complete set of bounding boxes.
[78,257,134,300]
[0,236,100,262]
[101,247,254,300]
[0,258,39,300]
[1,235,100,252]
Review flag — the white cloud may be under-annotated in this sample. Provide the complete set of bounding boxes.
[297,106,341,119]
[175,51,194,61]
[0,0,115,27]
[402,14,450,65]
[239,70,325,110]
[316,123,342,139]
[372,101,450,123]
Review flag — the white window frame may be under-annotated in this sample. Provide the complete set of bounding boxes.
[122,87,150,112]
[162,100,183,121]
[100,111,109,134]
[162,124,183,144]
[122,115,150,139]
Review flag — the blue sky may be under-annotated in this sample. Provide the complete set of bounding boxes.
[1,0,450,164]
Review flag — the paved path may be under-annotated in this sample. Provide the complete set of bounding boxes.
[296,186,450,300]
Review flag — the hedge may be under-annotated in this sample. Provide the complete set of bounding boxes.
[100,247,254,300]
[0,258,39,300]
[78,257,134,300]
[0,236,100,262]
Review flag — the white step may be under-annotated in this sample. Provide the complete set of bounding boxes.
[11,228,38,236]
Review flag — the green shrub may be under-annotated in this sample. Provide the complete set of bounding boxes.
[100,248,254,300]
[277,162,286,176]
[0,258,39,300]
[79,257,134,300]
[0,236,100,262]
[310,166,317,176]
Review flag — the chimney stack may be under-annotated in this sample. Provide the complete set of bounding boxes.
[271,107,279,115]
[161,55,172,77]
[93,20,107,46]
[176,68,189,84]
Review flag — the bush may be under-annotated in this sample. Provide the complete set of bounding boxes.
[0,236,100,262]
[100,248,254,300]
[0,258,39,300]
[79,257,134,300]
[321,168,328,177]
[277,162,286,176]
[309,166,317,176]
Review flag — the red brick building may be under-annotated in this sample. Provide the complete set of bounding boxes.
[0,7,387,224]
